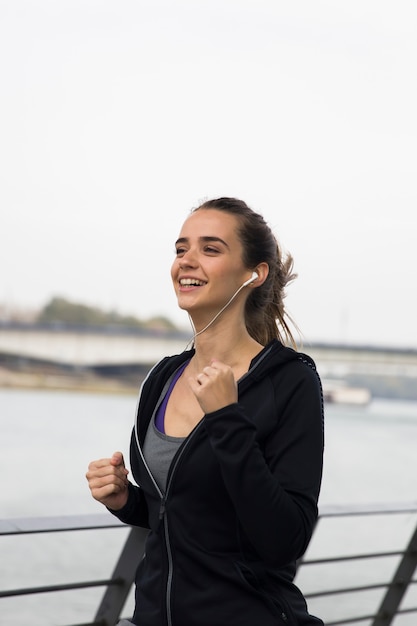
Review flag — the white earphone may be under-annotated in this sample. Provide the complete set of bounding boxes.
[242,271,259,287]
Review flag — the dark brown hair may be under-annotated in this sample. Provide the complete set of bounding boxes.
[193,197,298,347]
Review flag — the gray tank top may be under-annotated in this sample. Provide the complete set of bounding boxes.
[142,364,187,493]
[143,421,184,493]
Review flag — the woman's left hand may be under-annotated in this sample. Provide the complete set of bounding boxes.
[188,359,238,414]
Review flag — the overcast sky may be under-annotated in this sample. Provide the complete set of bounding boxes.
[1,0,416,349]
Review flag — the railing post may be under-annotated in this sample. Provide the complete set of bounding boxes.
[94,526,148,626]
[372,521,417,626]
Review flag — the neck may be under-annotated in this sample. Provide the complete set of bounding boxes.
[189,319,264,373]
[186,278,253,345]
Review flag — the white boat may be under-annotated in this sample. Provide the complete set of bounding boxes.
[322,379,371,405]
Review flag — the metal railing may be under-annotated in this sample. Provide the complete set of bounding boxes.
[1,503,417,626]
[300,502,417,625]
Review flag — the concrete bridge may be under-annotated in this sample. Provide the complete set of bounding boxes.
[0,323,189,368]
[1,323,416,382]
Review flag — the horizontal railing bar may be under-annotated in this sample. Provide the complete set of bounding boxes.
[67,617,128,626]
[326,609,417,626]
[396,606,417,614]
[0,578,122,598]
[0,513,124,536]
[325,615,377,625]
[319,502,417,517]
[303,550,405,565]
[66,619,128,626]
[306,581,400,598]
[66,622,103,626]
[305,579,417,599]
[66,621,108,626]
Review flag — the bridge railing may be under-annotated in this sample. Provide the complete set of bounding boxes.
[299,502,417,625]
[1,503,417,626]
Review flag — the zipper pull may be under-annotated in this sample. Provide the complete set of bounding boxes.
[159,497,166,520]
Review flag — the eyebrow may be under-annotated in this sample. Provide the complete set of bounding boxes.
[175,236,230,249]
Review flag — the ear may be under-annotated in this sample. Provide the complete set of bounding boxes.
[251,262,269,286]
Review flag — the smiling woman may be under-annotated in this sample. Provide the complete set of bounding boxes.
[86,197,325,626]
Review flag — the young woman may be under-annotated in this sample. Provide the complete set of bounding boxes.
[86,197,324,626]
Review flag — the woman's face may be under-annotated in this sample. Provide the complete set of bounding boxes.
[171,209,251,318]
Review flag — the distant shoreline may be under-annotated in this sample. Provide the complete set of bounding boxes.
[0,366,139,395]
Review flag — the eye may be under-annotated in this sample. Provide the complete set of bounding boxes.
[175,246,186,256]
[204,245,220,254]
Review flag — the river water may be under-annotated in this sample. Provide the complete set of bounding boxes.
[1,389,417,625]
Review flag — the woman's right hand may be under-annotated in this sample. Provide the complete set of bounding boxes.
[86,451,129,511]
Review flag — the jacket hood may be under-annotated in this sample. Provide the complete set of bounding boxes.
[148,339,316,387]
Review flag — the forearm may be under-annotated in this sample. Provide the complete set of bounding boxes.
[204,394,323,564]
[107,482,150,529]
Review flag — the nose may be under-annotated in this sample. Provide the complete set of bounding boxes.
[178,247,198,269]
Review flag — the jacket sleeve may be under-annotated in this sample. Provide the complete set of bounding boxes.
[203,359,324,566]
[107,482,150,529]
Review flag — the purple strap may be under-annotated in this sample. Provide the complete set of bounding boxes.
[155,361,189,434]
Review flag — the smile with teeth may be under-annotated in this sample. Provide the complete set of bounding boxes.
[180,278,207,286]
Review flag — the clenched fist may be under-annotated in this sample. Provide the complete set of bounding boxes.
[86,451,129,511]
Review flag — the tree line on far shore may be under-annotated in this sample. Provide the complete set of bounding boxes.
[37,296,177,331]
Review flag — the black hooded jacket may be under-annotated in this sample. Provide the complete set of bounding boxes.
[111,339,324,626]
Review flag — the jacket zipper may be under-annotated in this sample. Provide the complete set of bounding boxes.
[162,430,200,626]
[135,408,201,626]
